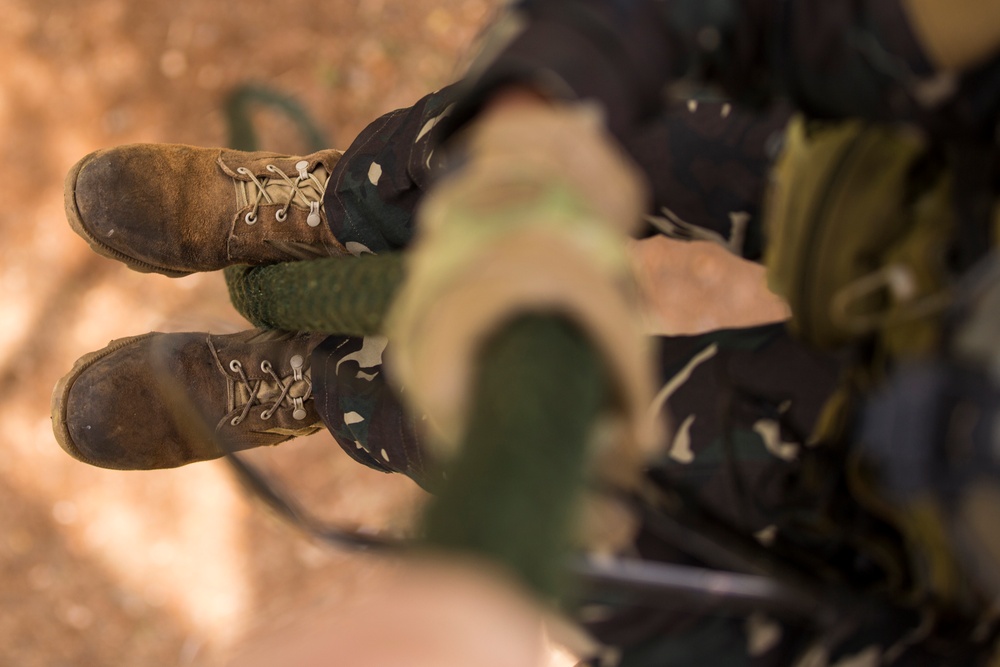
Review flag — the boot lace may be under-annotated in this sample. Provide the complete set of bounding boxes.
[227,354,313,426]
[237,160,329,228]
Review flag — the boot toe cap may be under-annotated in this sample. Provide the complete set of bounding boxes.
[66,145,214,276]
[51,334,224,470]
[59,368,206,470]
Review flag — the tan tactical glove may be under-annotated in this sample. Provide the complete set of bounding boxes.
[386,100,664,483]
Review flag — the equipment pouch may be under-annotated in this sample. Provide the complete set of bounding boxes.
[764,116,953,358]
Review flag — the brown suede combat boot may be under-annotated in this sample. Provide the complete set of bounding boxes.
[64,144,347,277]
[51,328,328,470]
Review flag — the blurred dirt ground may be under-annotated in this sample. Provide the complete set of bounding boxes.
[0,1,788,665]
[0,1,487,664]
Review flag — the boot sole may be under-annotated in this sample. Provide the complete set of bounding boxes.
[64,153,192,278]
[50,333,158,469]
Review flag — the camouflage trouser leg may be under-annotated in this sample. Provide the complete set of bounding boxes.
[321,85,790,261]
[579,325,843,667]
[311,321,843,504]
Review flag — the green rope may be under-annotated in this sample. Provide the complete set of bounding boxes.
[224,254,404,335]
[419,315,607,599]
[224,84,330,153]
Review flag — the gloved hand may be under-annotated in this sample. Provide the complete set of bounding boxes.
[386,97,664,485]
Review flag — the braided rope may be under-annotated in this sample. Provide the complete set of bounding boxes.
[224,254,405,335]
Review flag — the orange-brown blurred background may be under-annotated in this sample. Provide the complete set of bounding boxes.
[0,1,488,664]
[0,1,787,664]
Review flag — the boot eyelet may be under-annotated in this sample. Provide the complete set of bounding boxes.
[260,410,272,421]
[275,209,287,222]
[244,212,258,225]
[230,416,241,426]
[260,360,272,372]
[229,360,242,372]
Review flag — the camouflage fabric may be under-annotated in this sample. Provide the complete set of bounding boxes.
[322,85,454,256]
[627,99,790,261]
[578,324,842,667]
[322,87,792,261]
[311,334,437,484]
